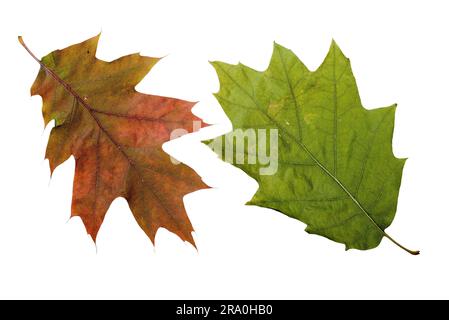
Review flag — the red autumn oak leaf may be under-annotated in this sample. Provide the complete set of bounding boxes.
[20,34,208,246]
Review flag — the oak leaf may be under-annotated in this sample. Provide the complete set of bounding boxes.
[20,35,207,246]
[210,41,418,254]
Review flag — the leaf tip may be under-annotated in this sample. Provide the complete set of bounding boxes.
[272,41,287,52]
[320,38,349,67]
[330,38,343,51]
[187,235,198,251]
[209,60,225,78]
[84,33,102,56]
[246,200,255,206]
[156,53,169,61]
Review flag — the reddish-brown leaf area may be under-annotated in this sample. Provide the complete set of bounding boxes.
[21,35,207,246]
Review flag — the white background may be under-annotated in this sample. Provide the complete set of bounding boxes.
[0,0,448,299]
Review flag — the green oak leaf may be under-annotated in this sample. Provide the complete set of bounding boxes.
[210,41,418,254]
